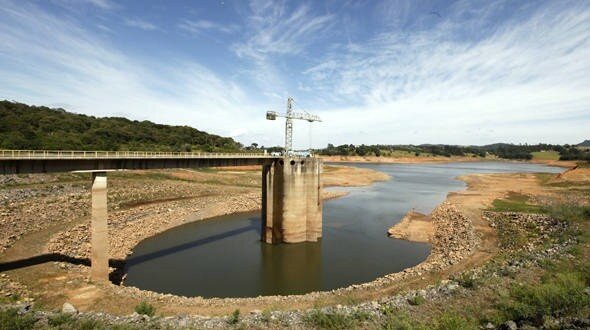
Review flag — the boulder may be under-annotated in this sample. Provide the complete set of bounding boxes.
[62,302,78,314]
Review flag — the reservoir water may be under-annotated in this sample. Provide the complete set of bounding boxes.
[123,162,562,298]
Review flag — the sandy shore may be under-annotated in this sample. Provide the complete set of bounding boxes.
[387,210,432,243]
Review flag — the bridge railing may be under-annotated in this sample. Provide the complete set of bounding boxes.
[0,150,274,160]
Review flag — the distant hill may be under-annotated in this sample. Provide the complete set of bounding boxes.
[0,100,242,151]
[578,140,590,147]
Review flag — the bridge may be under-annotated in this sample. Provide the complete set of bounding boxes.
[0,150,323,283]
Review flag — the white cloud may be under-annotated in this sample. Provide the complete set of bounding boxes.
[233,0,335,60]
[178,19,237,35]
[300,1,590,145]
[0,0,588,148]
[0,1,259,140]
[86,0,114,10]
[124,18,158,31]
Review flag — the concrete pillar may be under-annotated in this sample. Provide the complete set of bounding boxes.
[90,171,109,282]
[261,157,323,244]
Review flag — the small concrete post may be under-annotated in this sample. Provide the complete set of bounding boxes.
[90,171,109,282]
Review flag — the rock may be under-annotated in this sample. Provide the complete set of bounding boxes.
[500,320,517,330]
[484,322,495,329]
[62,302,78,314]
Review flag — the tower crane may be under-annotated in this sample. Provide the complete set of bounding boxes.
[266,97,321,156]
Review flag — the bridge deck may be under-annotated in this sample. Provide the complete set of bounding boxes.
[0,150,274,160]
[0,150,279,174]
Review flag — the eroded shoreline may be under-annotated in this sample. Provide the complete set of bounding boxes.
[0,162,578,320]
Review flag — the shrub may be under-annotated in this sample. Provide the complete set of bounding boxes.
[0,308,37,330]
[134,301,155,317]
[498,272,590,324]
[432,312,477,330]
[260,309,271,323]
[47,313,74,327]
[381,311,427,330]
[456,273,480,289]
[227,309,240,325]
[305,310,355,329]
[407,295,426,306]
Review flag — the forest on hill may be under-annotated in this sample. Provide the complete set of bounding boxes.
[317,142,590,161]
[0,100,242,152]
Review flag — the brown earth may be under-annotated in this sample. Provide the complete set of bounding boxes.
[0,163,582,318]
[387,210,432,243]
[320,155,485,164]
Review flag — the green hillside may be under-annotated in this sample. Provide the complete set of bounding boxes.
[0,100,242,152]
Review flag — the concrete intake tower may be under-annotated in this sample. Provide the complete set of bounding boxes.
[261,157,323,244]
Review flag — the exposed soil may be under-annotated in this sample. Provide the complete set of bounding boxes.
[0,163,581,320]
[387,210,432,243]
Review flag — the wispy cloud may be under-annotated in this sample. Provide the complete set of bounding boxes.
[0,0,257,139]
[0,0,588,147]
[178,19,237,35]
[86,0,114,10]
[233,0,335,60]
[301,1,590,144]
[124,18,158,31]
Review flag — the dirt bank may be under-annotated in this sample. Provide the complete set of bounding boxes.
[0,164,388,314]
[321,155,578,169]
[387,210,432,243]
[1,165,581,319]
[321,155,487,164]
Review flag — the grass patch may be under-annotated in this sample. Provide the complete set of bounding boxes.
[0,308,37,330]
[497,272,590,325]
[134,301,155,317]
[531,151,560,160]
[381,311,426,330]
[47,313,74,327]
[454,272,483,289]
[431,312,477,330]
[227,309,240,325]
[488,192,546,213]
[305,310,357,329]
[407,295,426,306]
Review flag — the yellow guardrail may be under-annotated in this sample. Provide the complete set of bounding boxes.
[0,150,274,159]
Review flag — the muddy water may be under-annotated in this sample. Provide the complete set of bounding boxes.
[123,162,562,298]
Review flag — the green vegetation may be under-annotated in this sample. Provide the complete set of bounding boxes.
[227,309,240,325]
[0,100,241,151]
[488,192,545,213]
[47,313,74,327]
[317,142,590,160]
[134,301,155,317]
[497,272,590,325]
[304,310,357,329]
[407,295,426,306]
[531,151,559,160]
[0,308,36,330]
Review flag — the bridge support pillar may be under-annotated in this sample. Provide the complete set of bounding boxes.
[90,171,109,282]
[262,157,322,244]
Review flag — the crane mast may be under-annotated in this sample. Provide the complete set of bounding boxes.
[285,97,294,154]
[266,97,321,156]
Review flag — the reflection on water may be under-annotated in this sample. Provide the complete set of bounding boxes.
[260,241,322,295]
[123,162,562,298]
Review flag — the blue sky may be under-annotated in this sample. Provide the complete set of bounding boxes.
[0,0,588,148]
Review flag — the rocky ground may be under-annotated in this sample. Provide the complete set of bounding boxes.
[1,164,588,329]
[2,202,585,329]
